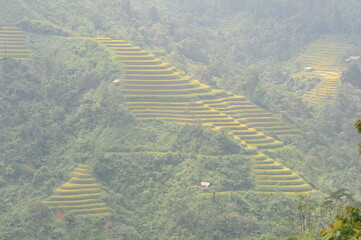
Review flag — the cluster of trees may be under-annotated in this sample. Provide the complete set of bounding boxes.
[0,54,359,240]
[0,52,254,239]
[0,0,361,239]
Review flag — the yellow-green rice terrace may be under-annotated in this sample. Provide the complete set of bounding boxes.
[295,39,349,103]
[94,37,313,194]
[0,26,31,60]
[43,164,112,217]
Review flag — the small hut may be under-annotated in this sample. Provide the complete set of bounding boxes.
[112,79,121,86]
[344,56,361,62]
[200,182,210,188]
[304,67,314,72]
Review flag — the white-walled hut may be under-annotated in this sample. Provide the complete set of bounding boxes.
[200,182,210,188]
[344,56,361,62]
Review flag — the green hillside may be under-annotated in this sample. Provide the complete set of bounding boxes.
[95,37,312,194]
[1,0,361,239]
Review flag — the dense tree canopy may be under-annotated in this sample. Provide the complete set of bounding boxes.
[0,0,361,239]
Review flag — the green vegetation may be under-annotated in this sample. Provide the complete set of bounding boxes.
[356,119,361,154]
[97,36,311,193]
[0,0,361,239]
[321,206,361,240]
[342,64,361,89]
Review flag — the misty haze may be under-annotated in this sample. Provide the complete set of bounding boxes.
[0,0,360,239]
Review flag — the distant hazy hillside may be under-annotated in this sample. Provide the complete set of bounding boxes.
[0,1,361,239]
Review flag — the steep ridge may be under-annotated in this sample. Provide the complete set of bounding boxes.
[0,26,31,60]
[295,40,349,103]
[96,37,313,193]
[43,164,112,217]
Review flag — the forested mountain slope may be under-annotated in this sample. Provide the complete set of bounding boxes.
[1,0,361,239]
[0,38,255,239]
[95,36,312,193]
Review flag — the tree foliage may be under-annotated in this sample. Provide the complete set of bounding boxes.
[1,0,361,239]
[321,206,361,240]
[355,120,361,154]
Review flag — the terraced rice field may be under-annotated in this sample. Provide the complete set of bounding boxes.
[129,0,153,10]
[250,153,312,192]
[218,20,239,31]
[0,26,31,60]
[43,164,111,217]
[295,40,349,103]
[94,37,312,193]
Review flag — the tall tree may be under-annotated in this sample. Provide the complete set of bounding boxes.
[355,120,361,154]
[321,206,361,240]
